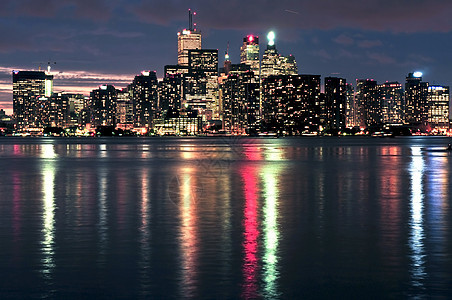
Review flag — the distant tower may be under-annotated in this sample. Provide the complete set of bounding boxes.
[223,42,232,75]
[405,72,428,128]
[177,9,202,66]
[240,34,260,75]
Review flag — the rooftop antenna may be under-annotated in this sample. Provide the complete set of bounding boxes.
[188,9,193,31]
[47,60,56,74]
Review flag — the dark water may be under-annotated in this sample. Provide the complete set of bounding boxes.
[1,136,452,299]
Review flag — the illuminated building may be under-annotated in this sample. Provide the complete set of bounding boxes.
[261,74,322,134]
[261,31,298,78]
[185,49,219,121]
[159,73,184,114]
[165,65,189,76]
[356,79,379,128]
[154,108,202,135]
[405,72,429,128]
[65,93,88,126]
[177,10,201,66]
[427,85,450,132]
[91,85,117,127]
[324,77,347,130]
[131,71,158,127]
[116,87,134,127]
[345,83,356,128]
[240,35,260,75]
[379,82,404,124]
[12,70,53,129]
[221,71,260,134]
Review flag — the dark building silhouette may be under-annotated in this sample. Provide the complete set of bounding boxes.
[324,77,347,130]
[91,85,117,127]
[131,71,158,128]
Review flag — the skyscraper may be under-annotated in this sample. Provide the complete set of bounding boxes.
[262,74,321,134]
[12,70,53,129]
[91,85,117,127]
[405,72,428,128]
[356,79,379,128]
[261,31,298,78]
[177,10,201,66]
[240,35,260,75]
[131,71,159,127]
[379,82,404,124]
[427,85,450,132]
[324,77,347,130]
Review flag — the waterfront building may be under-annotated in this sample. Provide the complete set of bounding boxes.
[116,87,134,128]
[221,71,260,134]
[405,72,429,129]
[131,71,159,128]
[91,85,117,127]
[324,77,347,130]
[261,74,322,134]
[12,70,53,129]
[427,85,450,132]
[345,83,356,128]
[356,79,379,128]
[379,82,404,124]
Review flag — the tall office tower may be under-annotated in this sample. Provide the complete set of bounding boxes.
[12,70,53,129]
[177,9,202,66]
[324,77,347,130]
[65,93,88,126]
[185,49,219,121]
[379,82,404,124]
[356,79,380,128]
[345,83,356,128]
[405,72,429,128]
[427,85,450,132]
[240,35,260,75]
[131,71,159,127]
[261,31,298,78]
[91,85,117,127]
[221,71,260,134]
[159,73,184,114]
[262,74,321,134]
[116,87,134,127]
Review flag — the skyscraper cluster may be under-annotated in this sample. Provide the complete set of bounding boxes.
[10,11,451,136]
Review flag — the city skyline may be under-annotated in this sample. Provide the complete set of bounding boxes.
[2,0,452,114]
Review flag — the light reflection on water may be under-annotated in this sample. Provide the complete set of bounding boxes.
[409,146,426,290]
[1,137,452,299]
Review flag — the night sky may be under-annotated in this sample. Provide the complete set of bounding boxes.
[1,0,452,114]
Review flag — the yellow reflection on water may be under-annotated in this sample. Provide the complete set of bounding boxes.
[41,161,56,279]
[178,169,199,297]
[98,169,108,264]
[261,164,283,299]
[264,146,284,161]
[409,146,426,287]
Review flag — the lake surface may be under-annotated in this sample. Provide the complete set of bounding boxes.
[1,136,452,299]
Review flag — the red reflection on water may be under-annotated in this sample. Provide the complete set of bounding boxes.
[241,165,260,299]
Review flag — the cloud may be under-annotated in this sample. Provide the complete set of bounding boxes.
[357,39,383,48]
[367,52,396,65]
[334,34,354,46]
[130,0,452,33]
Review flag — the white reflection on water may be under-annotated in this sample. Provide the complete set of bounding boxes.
[41,143,56,159]
[41,160,56,281]
[98,169,108,265]
[409,146,426,288]
[261,164,282,299]
[139,168,151,295]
